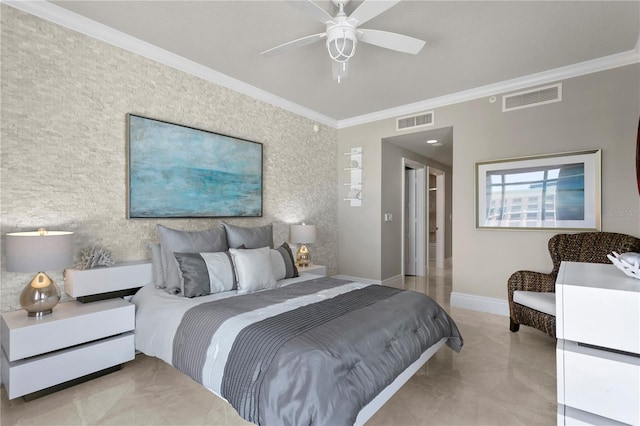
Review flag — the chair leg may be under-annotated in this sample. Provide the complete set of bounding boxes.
[509,319,520,332]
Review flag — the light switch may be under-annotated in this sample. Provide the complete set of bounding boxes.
[384,213,393,222]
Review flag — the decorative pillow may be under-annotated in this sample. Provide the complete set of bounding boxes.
[229,247,276,295]
[174,252,236,297]
[222,222,273,249]
[148,243,165,288]
[270,242,299,280]
[157,224,228,295]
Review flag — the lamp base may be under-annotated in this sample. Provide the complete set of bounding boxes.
[27,309,53,318]
[296,244,311,268]
[20,272,61,317]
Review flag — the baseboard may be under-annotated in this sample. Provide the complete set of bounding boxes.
[332,275,382,285]
[382,274,403,288]
[450,292,509,316]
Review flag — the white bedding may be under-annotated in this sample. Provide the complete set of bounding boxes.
[130,272,320,365]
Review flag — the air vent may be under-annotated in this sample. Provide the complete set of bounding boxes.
[502,83,562,112]
[396,111,434,131]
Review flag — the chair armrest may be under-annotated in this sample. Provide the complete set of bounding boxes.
[507,270,556,303]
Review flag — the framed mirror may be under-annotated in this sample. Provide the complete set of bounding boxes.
[475,150,601,230]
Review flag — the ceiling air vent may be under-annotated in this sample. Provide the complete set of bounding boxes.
[502,83,562,112]
[396,111,434,131]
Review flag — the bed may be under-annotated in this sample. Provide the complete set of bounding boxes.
[132,224,463,426]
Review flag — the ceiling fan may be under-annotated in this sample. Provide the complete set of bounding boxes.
[261,0,426,83]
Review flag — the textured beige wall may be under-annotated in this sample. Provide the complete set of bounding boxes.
[0,6,338,312]
[339,63,640,300]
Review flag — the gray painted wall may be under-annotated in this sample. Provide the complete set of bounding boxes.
[448,64,640,300]
[0,6,338,312]
[337,123,386,281]
[339,63,640,300]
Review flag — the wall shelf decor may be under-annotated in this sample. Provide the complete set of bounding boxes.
[343,147,362,207]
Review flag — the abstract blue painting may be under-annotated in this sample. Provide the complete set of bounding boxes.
[127,114,262,218]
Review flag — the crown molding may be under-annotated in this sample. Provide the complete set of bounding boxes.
[3,0,338,128]
[337,48,640,129]
[5,0,638,131]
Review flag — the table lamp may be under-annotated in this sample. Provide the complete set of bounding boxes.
[6,228,74,317]
[290,223,317,268]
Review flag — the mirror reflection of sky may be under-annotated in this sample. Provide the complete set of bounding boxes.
[489,169,560,184]
[484,163,585,225]
[490,184,557,193]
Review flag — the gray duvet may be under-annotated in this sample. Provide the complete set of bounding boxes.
[172,277,462,426]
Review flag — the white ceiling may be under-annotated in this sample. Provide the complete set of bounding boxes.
[11,1,640,165]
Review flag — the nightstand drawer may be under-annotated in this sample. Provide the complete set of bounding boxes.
[65,261,152,298]
[561,340,640,425]
[559,284,640,354]
[1,299,134,362]
[2,332,134,399]
[298,264,326,276]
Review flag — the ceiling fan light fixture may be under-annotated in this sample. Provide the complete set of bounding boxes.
[326,26,357,62]
[332,60,349,83]
[263,0,426,83]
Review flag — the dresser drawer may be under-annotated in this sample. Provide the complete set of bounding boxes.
[1,332,134,399]
[557,284,640,354]
[1,299,134,361]
[558,405,629,426]
[560,340,640,425]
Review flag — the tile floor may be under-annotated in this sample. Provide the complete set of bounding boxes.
[1,265,557,425]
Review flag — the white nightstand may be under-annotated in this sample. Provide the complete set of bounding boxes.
[298,264,326,277]
[1,298,135,400]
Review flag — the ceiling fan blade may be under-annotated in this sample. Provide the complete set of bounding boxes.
[260,33,326,57]
[349,0,401,26]
[358,29,425,54]
[285,0,334,25]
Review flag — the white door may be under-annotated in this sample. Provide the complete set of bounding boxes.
[436,173,446,269]
[403,163,426,277]
[404,169,417,275]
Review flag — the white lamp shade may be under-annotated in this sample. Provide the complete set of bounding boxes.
[290,224,317,244]
[6,231,74,272]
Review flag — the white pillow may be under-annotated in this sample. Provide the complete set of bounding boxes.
[230,247,276,294]
[270,250,287,281]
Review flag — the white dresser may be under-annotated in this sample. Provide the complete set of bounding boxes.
[556,261,640,425]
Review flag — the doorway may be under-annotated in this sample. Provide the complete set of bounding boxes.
[402,159,426,278]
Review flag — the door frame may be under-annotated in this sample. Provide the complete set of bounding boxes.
[401,158,426,281]
[429,167,446,269]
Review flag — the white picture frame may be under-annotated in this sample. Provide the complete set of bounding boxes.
[475,149,601,230]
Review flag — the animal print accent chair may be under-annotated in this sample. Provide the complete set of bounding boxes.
[507,232,640,338]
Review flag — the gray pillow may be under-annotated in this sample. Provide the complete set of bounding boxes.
[271,242,299,280]
[148,243,165,288]
[221,222,273,249]
[157,224,228,295]
[174,252,236,297]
